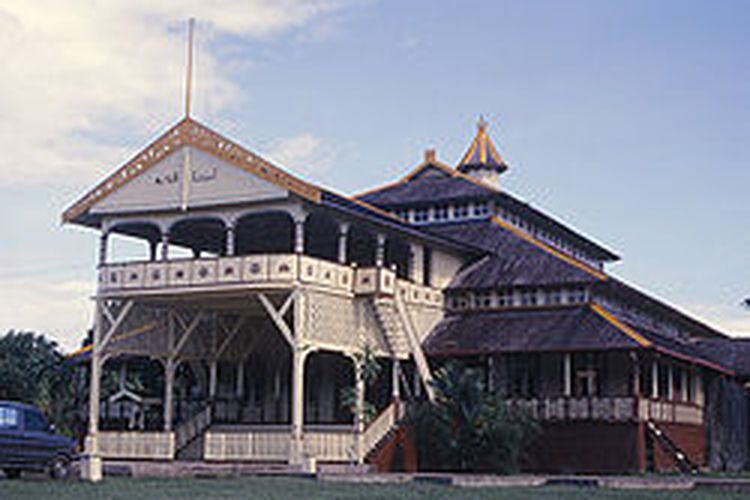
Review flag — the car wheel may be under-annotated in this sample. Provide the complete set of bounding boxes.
[4,468,21,479]
[48,455,71,480]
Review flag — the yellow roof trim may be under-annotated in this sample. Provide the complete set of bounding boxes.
[63,118,322,224]
[490,216,607,280]
[590,303,652,348]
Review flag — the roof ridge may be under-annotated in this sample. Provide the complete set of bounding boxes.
[490,216,607,280]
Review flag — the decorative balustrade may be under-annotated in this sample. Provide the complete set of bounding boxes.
[202,403,404,462]
[507,397,636,422]
[99,255,443,307]
[506,397,703,425]
[303,426,356,462]
[97,431,175,460]
[100,254,353,294]
[637,398,703,425]
[204,426,290,461]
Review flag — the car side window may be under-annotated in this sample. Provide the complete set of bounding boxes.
[24,409,48,432]
[0,406,20,429]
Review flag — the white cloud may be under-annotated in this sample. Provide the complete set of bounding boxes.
[688,302,750,338]
[269,133,337,178]
[0,0,359,187]
[0,277,95,352]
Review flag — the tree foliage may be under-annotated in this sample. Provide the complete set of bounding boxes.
[408,360,538,473]
[0,330,87,440]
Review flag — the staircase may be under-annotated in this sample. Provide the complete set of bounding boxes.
[175,404,212,461]
[646,420,698,474]
[372,294,435,401]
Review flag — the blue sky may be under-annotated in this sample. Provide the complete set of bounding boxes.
[0,0,748,350]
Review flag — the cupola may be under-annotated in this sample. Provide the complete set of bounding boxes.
[456,117,508,188]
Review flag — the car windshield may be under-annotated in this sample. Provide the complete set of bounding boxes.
[0,405,20,429]
[25,409,48,432]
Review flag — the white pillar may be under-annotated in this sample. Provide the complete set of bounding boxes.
[563,353,572,397]
[98,231,109,266]
[410,244,424,283]
[652,361,659,399]
[164,359,176,431]
[236,362,245,399]
[290,348,306,464]
[695,370,704,406]
[83,300,103,482]
[680,369,688,402]
[337,222,350,264]
[666,365,674,401]
[209,361,218,399]
[294,217,305,254]
[375,233,386,268]
[354,359,366,464]
[160,232,170,261]
[226,226,235,257]
[391,360,401,401]
[413,367,422,398]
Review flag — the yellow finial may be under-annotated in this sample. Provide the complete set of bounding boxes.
[477,115,488,132]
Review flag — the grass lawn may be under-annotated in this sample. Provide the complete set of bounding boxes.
[2,476,749,500]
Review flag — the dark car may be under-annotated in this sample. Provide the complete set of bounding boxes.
[0,401,77,479]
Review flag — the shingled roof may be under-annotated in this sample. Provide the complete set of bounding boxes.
[356,166,618,262]
[694,338,750,379]
[423,304,733,374]
[424,305,639,356]
[427,219,606,287]
[358,170,493,206]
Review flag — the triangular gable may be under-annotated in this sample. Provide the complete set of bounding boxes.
[63,118,321,224]
[90,146,289,214]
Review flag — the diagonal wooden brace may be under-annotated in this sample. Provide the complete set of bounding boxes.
[258,293,294,347]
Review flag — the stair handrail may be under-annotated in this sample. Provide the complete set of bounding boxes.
[646,420,698,474]
[175,402,212,452]
[362,400,405,454]
[393,292,435,401]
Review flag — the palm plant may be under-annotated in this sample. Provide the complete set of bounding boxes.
[408,360,538,473]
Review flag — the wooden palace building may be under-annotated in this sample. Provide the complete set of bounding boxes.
[65,115,750,480]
